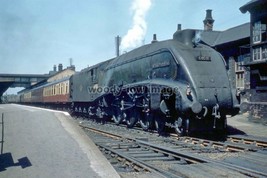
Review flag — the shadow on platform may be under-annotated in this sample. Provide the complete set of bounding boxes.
[0,152,32,172]
[227,125,247,136]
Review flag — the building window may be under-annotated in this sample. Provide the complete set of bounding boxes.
[235,56,245,89]
[262,46,267,60]
[253,47,262,61]
[236,73,244,89]
[253,21,262,44]
[235,57,244,72]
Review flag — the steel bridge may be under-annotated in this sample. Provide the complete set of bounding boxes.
[0,73,49,103]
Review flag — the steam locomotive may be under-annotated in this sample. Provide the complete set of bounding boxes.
[20,29,240,135]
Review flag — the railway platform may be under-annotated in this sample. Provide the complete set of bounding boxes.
[227,113,267,138]
[0,104,120,178]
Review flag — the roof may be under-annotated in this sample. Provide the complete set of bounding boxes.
[200,22,250,46]
[19,76,71,94]
[240,0,267,13]
[200,31,222,46]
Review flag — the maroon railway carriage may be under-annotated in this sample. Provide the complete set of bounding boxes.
[43,77,71,104]
[19,77,71,109]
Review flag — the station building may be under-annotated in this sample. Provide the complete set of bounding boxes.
[239,0,267,124]
[189,9,250,103]
[197,0,267,124]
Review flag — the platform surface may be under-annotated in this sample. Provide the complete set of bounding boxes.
[227,113,267,138]
[0,104,120,178]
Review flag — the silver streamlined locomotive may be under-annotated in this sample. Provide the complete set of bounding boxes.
[70,29,240,135]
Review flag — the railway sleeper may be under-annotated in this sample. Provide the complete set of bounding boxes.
[139,157,176,162]
[130,153,165,158]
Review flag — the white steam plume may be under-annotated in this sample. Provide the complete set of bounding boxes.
[120,0,151,52]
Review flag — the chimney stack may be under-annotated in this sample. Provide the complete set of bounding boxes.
[151,34,158,43]
[173,29,196,47]
[58,64,63,71]
[115,35,121,57]
[203,9,214,31]
[53,65,57,72]
[177,24,182,31]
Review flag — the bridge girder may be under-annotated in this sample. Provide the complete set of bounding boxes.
[0,74,49,103]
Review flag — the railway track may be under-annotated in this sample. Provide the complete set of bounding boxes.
[82,118,267,153]
[227,135,267,149]
[170,135,267,152]
[79,120,267,178]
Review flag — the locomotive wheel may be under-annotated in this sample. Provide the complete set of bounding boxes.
[139,112,151,131]
[112,108,125,125]
[126,111,138,128]
[154,115,165,135]
[214,115,227,136]
[174,117,184,136]
[184,118,190,136]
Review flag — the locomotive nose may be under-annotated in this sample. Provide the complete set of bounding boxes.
[191,101,202,114]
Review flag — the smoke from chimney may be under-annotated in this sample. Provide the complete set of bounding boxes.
[120,0,151,52]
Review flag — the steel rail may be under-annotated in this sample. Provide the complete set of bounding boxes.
[98,143,182,178]
[81,124,267,178]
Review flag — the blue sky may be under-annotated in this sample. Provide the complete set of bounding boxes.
[1,0,250,94]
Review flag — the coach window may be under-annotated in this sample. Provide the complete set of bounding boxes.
[61,83,63,95]
[58,84,60,95]
[62,83,65,94]
[59,83,61,95]
[65,82,67,94]
[66,82,69,94]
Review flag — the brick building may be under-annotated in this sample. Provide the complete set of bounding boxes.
[197,10,250,103]
[239,0,267,124]
[199,1,267,124]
